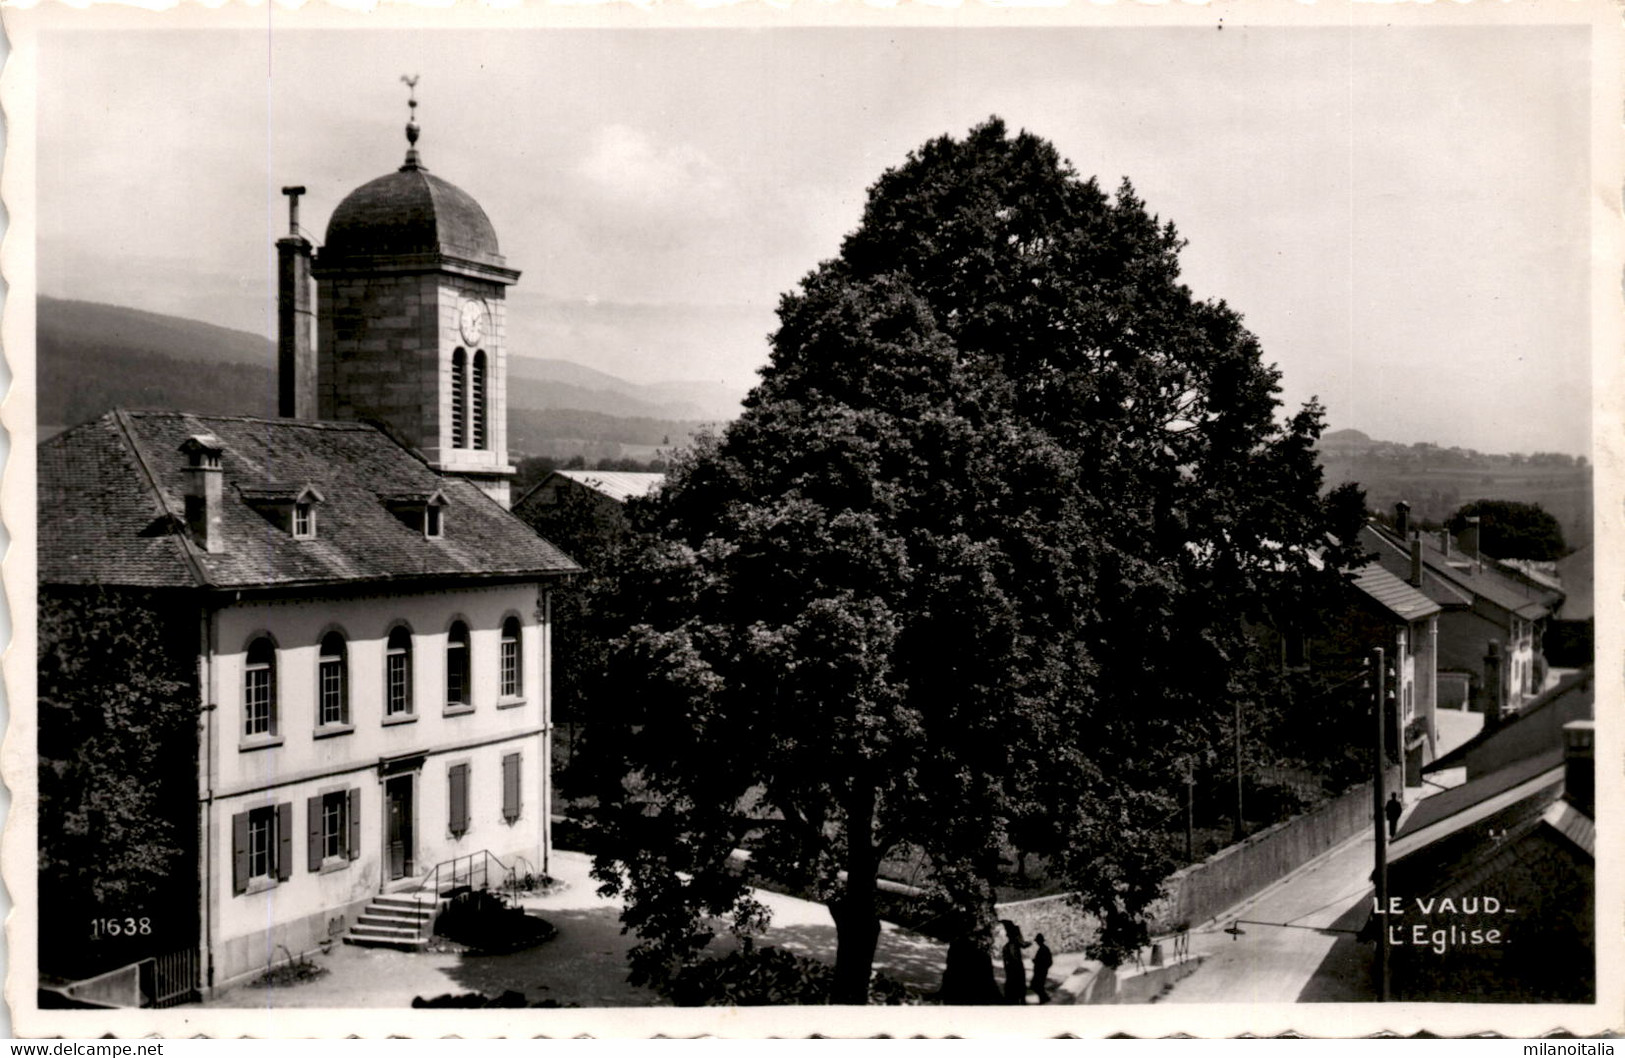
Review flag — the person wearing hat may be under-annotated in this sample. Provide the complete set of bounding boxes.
[1030,933,1054,1004]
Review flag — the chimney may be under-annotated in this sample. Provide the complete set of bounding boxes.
[1562,719,1594,817]
[180,435,226,553]
[1410,532,1424,587]
[1394,500,1411,538]
[278,185,317,420]
[1462,516,1481,572]
[1440,527,1451,558]
[1481,640,1503,718]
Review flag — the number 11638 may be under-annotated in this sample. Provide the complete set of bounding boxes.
[91,916,152,938]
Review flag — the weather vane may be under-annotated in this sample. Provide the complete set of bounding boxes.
[400,74,422,165]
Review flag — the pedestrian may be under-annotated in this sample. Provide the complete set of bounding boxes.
[1030,932,1054,1004]
[1385,791,1403,839]
[1000,920,1027,1005]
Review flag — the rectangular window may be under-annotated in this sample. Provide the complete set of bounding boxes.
[233,803,293,893]
[319,658,345,726]
[248,808,273,881]
[500,637,519,698]
[245,667,273,737]
[387,651,410,715]
[308,790,361,870]
[322,793,344,859]
[448,763,470,838]
[294,504,313,538]
[425,506,443,538]
[502,753,521,823]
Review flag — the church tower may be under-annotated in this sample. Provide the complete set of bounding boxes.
[298,81,521,507]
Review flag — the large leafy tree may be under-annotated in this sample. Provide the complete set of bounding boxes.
[584,119,1364,1003]
[1448,499,1567,562]
[38,587,199,977]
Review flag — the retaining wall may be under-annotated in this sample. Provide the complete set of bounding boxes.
[1145,764,1401,934]
[995,766,1401,951]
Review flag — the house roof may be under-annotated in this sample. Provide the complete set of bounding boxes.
[39,410,578,591]
[1361,523,1553,620]
[1424,667,1595,774]
[1390,747,1564,860]
[548,470,665,504]
[1554,543,1593,621]
[1543,798,1594,857]
[1351,564,1442,622]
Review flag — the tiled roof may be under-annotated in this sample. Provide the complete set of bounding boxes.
[1554,544,1593,621]
[1392,747,1564,850]
[1351,564,1442,622]
[1424,668,1594,773]
[1543,798,1594,856]
[39,411,578,591]
[1361,524,1552,619]
[550,470,665,504]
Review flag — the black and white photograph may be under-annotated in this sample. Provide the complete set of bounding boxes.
[3,0,1618,1038]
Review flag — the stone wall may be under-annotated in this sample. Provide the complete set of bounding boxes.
[1145,764,1402,934]
[994,894,1098,955]
[995,765,1401,952]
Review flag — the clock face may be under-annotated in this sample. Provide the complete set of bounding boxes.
[459,298,488,345]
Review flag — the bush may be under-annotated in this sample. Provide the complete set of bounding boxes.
[665,943,920,1006]
[433,889,557,954]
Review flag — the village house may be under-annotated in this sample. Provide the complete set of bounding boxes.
[37,101,577,1001]
[516,469,666,515]
[1360,505,1557,719]
[1383,673,1594,1002]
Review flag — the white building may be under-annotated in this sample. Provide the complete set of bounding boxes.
[37,103,577,998]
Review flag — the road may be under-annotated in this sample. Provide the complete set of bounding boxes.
[1162,824,1384,1003]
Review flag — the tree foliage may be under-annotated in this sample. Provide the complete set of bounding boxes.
[1448,499,1567,561]
[582,119,1364,1001]
[37,587,199,976]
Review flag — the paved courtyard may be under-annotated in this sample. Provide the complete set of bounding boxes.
[206,850,952,1010]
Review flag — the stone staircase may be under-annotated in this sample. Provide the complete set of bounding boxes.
[341,893,439,951]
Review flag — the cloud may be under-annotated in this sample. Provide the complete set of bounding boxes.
[576,124,734,219]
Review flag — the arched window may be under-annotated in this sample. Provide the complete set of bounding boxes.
[446,621,471,709]
[318,632,348,727]
[472,350,488,451]
[386,626,414,717]
[244,637,277,738]
[499,616,521,699]
[451,347,468,450]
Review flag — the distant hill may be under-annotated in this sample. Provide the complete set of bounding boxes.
[508,357,741,423]
[1317,431,1592,550]
[37,297,729,459]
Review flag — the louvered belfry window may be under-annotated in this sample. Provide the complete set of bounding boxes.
[451,347,468,449]
[472,350,488,451]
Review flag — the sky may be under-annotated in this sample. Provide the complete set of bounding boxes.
[35,23,1595,455]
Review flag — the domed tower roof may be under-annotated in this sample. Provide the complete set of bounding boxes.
[314,87,518,284]
[323,166,504,267]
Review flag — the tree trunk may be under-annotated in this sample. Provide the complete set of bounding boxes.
[940,933,1001,1005]
[830,783,881,1005]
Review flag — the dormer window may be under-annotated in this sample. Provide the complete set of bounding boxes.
[379,488,450,539]
[242,483,325,539]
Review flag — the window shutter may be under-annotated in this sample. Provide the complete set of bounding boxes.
[502,754,520,823]
[307,795,323,871]
[232,811,250,895]
[449,763,468,837]
[348,788,362,860]
[276,802,295,881]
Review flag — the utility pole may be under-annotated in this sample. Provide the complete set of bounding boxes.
[1371,648,1391,1002]
[1185,759,1196,863]
[1233,697,1245,844]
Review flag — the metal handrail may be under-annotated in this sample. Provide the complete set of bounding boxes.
[408,849,518,904]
